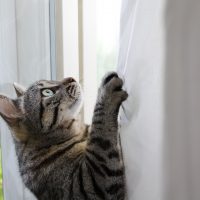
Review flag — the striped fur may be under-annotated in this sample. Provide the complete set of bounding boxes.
[0,72,128,200]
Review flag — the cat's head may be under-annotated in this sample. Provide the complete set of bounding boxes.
[0,78,83,141]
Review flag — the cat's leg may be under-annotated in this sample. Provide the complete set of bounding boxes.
[85,72,128,200]
[89,72,128,145]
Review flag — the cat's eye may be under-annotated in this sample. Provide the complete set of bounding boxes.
[42,89,54,97]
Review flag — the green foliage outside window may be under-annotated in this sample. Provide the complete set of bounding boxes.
[0,151,3,200]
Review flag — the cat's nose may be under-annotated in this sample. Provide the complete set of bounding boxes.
[62,77,76,85]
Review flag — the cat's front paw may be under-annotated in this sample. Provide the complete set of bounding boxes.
[98,72,128,111]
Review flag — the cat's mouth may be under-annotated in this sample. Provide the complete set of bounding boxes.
[61,77,82,111]
[67,84,82,110]
[62,77,80,99]
[66,82,80,99]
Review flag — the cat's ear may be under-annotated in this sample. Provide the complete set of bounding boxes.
[13,82,26,97]
[0,95,22,125]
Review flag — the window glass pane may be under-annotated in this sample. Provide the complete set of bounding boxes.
[96,0,121,85]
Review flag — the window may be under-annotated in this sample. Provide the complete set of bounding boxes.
[54,0,121,123]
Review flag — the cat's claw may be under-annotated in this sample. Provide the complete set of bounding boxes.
[102,72,118,86]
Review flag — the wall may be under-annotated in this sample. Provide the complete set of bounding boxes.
[164,0,200,199]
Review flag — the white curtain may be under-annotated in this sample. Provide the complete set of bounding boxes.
[0,0,50,199]
[118,0,200,200]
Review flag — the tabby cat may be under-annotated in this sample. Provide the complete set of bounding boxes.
[0,72,128,200]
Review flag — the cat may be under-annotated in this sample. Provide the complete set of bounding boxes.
[0,72,128,200]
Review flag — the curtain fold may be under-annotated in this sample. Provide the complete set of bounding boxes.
[0,0,50,199]
[118,0,164,199]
